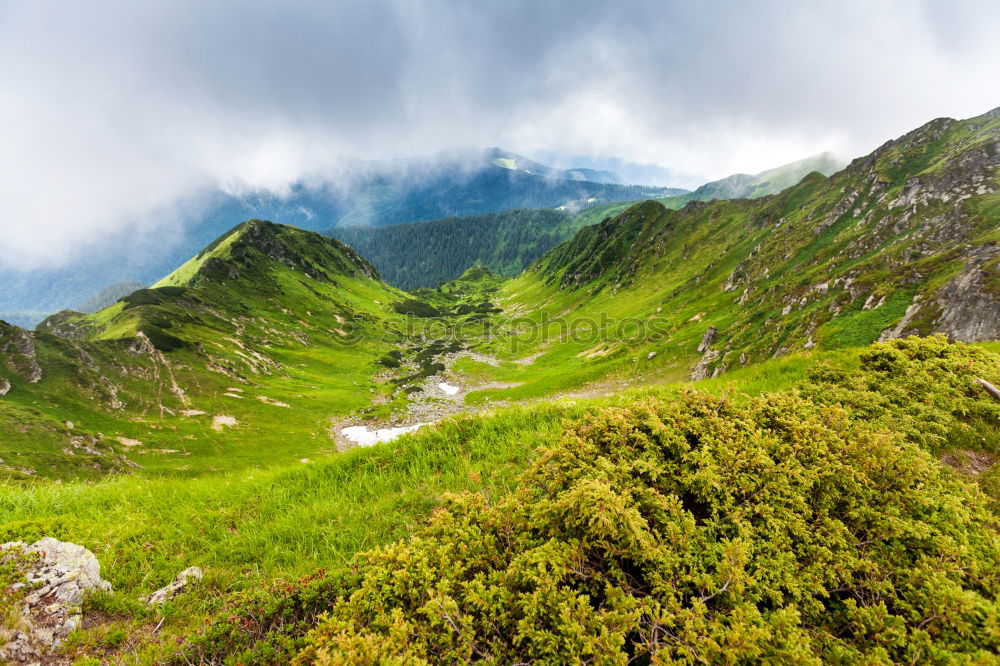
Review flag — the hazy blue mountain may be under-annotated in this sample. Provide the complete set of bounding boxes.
[199,148,682,230]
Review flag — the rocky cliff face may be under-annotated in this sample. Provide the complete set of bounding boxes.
[932,243,1000,342]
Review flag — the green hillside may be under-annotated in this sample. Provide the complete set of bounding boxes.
[480,108,1000,398]
[3,338,998,663]
[322,155,846,292]
[4,220,416,481]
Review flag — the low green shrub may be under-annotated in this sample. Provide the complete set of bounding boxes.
[289,392,999,664]
[376,355,401,369]
[392,299,441,318]
[174,364,1000,663]
[801,335,1000,456]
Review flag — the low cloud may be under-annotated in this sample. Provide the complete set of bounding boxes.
[2,0,999,269]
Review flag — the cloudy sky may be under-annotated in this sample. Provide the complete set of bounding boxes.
[2,0,1000,270]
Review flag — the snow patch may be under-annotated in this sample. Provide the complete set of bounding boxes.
[341,423,429,447]
[492,157,517,170]
[438,382,460,396]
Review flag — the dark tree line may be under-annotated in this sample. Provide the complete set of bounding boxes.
[327,209,577,289]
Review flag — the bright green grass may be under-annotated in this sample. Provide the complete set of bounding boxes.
[2,337,996,661]
[821,288,917,348]
[152,225,243,288]
[0,402,573,657]
[0,345,855,603]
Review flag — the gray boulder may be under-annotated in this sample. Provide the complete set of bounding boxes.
[690,349,720,381]
[1,538,111,663]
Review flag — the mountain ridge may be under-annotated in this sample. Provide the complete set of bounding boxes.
[501,106,999,388]
[657,151,845,206]
[319,153,849,292]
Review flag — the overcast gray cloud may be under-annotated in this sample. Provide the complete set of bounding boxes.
[2,0,1000,269]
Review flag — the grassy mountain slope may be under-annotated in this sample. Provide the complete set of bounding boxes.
[2,337,996,662]
[467,108,1000,399]
[2,221,417,480]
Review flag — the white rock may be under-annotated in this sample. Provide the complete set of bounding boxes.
[0,538,112,661]
[142,566,203,606]
[211,415,237,431]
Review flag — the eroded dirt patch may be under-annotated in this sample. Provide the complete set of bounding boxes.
[941,449,997,476]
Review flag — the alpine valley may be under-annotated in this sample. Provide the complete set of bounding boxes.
[2,108,1000,664]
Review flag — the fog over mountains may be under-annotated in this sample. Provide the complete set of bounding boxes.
[0,148,844,324]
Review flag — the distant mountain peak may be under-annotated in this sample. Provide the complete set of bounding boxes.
[683,152,845,202]
[491,156,519,171]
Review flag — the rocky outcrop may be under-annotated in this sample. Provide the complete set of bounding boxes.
[1,538,111,663]
[932,244,1000,342]
[690,349,720,381]
[691,326,723,380]
[0,325,43,384]
[142,566,203,606]
[878,296,925,342]
[696,326,717,353]
[36,310,97,340]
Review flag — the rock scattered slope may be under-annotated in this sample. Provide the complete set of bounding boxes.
[0,221,409,480]
[530,106,1000,378]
